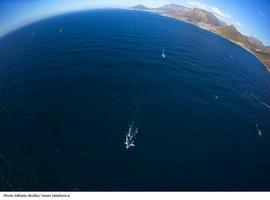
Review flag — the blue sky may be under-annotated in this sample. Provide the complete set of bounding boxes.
[0,0,269,45]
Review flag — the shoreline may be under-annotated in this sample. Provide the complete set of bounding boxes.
[1,7,269,72]
[132,9,270,72]
[201,26,270,72]
[160,13,270,72]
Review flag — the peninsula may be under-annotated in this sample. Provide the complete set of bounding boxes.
[131,4,270,71]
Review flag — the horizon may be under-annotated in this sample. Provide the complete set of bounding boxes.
[0,0,269,46]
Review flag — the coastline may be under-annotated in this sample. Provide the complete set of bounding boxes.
[199,25,270,72]
[160,13,270,72]
[2,7,269,72]
[131,9,270,72]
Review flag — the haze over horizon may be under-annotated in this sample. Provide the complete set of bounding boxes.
[0,0,269,45]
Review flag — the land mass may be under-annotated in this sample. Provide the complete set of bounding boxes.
[131,4,270,71]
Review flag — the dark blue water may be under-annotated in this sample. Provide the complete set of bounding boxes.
[0,9,270,191]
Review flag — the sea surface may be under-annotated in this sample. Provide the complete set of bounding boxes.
[0,9,270,191]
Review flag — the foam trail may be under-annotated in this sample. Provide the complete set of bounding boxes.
[256,124,263,137]
[246,92,270,110]
[124,121,138,149]
[253,95,270,110]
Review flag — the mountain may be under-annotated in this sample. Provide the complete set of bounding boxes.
[131,4,149,10]
[266,46,270,54]
[215,25,247,43]
[247,36,269,53]
[132,4,270,70]
[154,4,224,26]
[190,8,224,26]
[155,4,192,13]
[248,36,264,48]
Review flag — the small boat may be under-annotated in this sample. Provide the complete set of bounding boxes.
[161,49,166,59]
[256,124,263,137]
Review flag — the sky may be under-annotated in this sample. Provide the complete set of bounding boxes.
[0,0,269,45]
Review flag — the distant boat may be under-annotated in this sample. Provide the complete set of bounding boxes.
[161,49,166,59]
[124,122,138,149]
[256,124,263,137]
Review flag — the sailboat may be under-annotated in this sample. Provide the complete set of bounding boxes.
[161,49,166,59]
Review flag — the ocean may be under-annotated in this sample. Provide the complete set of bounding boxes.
[0,9,270,191]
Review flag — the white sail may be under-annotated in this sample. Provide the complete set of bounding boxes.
[162,49,166,59]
